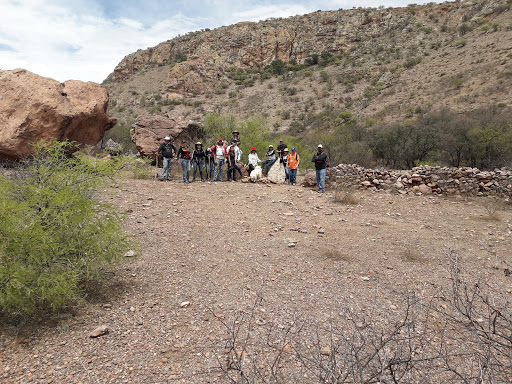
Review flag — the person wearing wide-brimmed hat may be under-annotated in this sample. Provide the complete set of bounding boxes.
[230,130,241,145]
[227,140,243,181]
[192,142,206,182]
[248,147,261,174]
[312,144,328,193]
[262,145,277,176]
[156,136,176,181]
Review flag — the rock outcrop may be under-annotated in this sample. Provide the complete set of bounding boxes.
[130,114,202,158]
[0,69,115,160]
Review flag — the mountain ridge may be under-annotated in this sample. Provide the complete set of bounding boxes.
[102,0,512,167]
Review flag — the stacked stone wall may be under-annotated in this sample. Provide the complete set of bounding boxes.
[325,164,512,196]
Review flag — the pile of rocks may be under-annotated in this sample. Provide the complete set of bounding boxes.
[325,164,512,196]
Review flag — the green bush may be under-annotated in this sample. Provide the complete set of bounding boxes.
[0,141,134,317]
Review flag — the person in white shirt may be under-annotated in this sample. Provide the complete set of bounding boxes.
[227,140,243,181]
[213,138,227,182]
[248,147,261,173]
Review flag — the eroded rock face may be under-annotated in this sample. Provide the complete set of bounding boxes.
[130,114,202,158]
[0,69,116,160]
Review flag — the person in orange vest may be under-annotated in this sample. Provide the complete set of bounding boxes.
[287,147,300,186]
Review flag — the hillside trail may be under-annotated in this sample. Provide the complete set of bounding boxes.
[1,177,511,383]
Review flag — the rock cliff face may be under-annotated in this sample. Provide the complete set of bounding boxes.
[105,3,460,83]
[0,69,115,160]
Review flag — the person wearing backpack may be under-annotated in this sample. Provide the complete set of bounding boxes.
[192,142,206,182]
[213,138,227,182]
[156,136,176,181]
[287,147,300,186]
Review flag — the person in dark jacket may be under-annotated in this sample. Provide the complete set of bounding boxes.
[230,130,241,145]
[312,144,328,193]
[156,136,176,181]
[192,142,206,182]
[205,146,215,181]
[177,141,192,183]
[276,139,287,162]
[227,145,238,181]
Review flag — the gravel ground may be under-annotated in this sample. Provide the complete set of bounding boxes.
[1,178,511,383]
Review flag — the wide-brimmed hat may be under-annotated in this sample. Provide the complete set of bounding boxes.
[163,136,171,140]
[284,148,289,152]
[269,144,273,148]
[232,130,239,134]
[196,142,202,145]
[317,144,323,148]
[251,147,257,152]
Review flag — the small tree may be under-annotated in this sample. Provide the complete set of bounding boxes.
[0,141,134,317]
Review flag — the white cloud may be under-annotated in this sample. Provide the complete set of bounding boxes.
[0,1,202,83]
[231,4,312,22]
[0,0,431,83]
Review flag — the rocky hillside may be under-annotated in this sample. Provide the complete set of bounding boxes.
[103,0,512,136]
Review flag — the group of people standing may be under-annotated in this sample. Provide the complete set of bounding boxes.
[156,131,244,183]
[156,130,328,192]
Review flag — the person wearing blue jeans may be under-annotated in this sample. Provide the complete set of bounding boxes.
[287,147,300,186]
[192,142,205,182]
[177,141,192,183]
[262,145,277,176]
[205,147,215,181]
[312,144,328,193]
[213,138,227,182]
[156,136,176,181]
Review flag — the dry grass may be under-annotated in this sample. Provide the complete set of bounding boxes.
[400,248,427,263]
[334,189,360,205]
[479,196,505,221]
[323,248,352,261]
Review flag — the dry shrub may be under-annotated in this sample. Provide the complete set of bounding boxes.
[200,251,512,383]
[480,196,505,221]
[401,248,427,263]
[323,248,352,261]
[334,186,360,205]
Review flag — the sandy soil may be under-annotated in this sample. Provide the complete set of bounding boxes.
[1,178,511,383]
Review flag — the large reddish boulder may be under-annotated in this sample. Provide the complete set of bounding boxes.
[0,69,116,160]
[130,114,202,158]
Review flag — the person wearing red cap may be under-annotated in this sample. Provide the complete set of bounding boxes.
[213,138,227,182]
[248,147,261,174]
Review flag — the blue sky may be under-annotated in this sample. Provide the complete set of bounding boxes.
[1,0,422,83]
